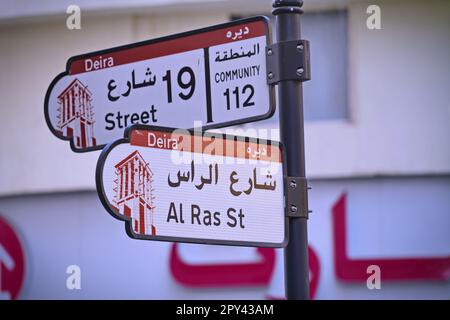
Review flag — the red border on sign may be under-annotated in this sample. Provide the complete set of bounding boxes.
[332,193,450,281]
[69,20,266,74]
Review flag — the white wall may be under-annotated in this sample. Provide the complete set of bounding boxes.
[0,0,350,22]
[305,0,450,178]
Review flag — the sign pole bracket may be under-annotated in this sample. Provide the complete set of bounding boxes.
[266,39,311,85]
[285,176,311,219]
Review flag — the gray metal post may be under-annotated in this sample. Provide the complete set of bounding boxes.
[272,0,310,300]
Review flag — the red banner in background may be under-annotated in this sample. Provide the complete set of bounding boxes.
[0,216,25,300]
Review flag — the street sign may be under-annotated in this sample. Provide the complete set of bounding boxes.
[96,125,287,247]
[0,216,25,300]
[45,16,274,152]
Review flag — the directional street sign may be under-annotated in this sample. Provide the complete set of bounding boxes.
[45,16,274,152]
[96,125,287,247]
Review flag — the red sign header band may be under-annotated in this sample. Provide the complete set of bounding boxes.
[129,129,282,163]
[69,20,267,75]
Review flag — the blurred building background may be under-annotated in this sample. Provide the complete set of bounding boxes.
[0,0,449,299]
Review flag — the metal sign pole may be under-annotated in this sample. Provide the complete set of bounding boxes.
[271,0,311,300]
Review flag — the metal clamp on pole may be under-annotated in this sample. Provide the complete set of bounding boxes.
[286,176,310,219]
[266,40,311,85]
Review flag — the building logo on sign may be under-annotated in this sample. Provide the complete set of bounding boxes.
[56,79,96,149]
[112,150,156,235]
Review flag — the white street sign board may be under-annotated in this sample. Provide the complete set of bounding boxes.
[96,126,287,247]
[45,16,274,152]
